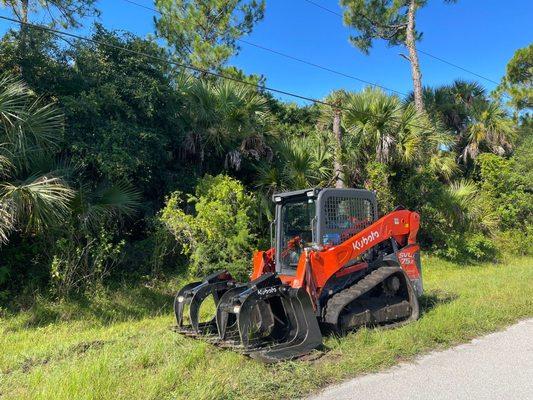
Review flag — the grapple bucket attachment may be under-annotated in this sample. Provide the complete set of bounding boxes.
[215,273,323,362]
[174,270,234,335]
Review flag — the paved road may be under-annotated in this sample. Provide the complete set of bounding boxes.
[310,319,533,400]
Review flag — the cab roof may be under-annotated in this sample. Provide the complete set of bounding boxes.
[271,188,321,202]
[272,187,374,203]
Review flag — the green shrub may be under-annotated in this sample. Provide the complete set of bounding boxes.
[427,152,532,262]
[364,162,395,215]
[394,168,500,262]
[393,168,451,248]
[476,153,533,231]
[434,233,497,262]
[160,174,256,279]
[462,233,498,261]
[497,227,533,256]
[50,228,126,297]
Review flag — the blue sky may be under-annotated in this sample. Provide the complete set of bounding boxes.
[1,0,532,104]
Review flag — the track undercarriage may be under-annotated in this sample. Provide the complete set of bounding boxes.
[323,267,419,333]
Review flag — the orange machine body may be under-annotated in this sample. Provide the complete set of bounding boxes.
[251,210,421,304]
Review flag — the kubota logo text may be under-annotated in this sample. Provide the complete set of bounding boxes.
[352,231,380,250]
[257,287,277,296]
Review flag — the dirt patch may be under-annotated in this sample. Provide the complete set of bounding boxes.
[70,340,107,355]
[5,339,110,376]
[20,356,51,373]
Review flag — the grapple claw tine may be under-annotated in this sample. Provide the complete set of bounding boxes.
[173,270,234,334]
[216,285,248,339]
[236,292,264,347]
[174,281,201,328]
[189,280,234,334]
[188,285,216,333]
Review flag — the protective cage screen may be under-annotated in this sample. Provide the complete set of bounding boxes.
[322,196,376,245]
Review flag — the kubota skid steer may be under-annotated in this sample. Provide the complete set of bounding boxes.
[174,188,422,362]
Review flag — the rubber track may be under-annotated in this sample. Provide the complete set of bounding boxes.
[323,266,415,330]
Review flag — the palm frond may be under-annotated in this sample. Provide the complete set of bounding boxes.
[0,175,74,234]
[254,161,282,193]
[0,199,15,243]
[77,181,141,231]
[23,98,64,147]
[446,179,498,231]
[447,179,477,205]
[0,74,29,130]
[0,144,14,178]
[429,152,459,181]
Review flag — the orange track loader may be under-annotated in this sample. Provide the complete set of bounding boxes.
[174,188,422,362]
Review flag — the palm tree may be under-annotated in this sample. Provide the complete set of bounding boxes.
[461,101,515,163]
[342,87,455,180]
[0,74,74,243]
[420,80,485,135]
[413,80,516,164]
[252,131,333,223]
[255,132,333,194]
[343,88,402,164]
[177,76,272,171]
[318,90,349,187]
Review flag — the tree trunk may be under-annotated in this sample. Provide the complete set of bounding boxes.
[405,0,425,114]
[18,0,30,77]
[332,106,344,188]
[20,0,29,23]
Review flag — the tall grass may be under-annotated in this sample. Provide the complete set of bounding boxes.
[1,255,532,400]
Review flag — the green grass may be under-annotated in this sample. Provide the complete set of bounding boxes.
[1,255,532,400]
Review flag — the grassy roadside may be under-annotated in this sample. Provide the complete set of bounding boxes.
[1,255,532,400]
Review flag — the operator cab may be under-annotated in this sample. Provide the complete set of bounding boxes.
[272,188,378,276]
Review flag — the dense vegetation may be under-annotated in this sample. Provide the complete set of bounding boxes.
[0,1,531,305]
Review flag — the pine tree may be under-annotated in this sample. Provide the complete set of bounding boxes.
[340,0,458,113]
[155,0,265,71]
[1,0,99,27]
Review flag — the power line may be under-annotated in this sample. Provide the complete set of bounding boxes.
[122,0,156,13]
[238,38,407,96]
[0,14,436,132]
[302,0,504,87]
[302,0,341,17]
[0,15,330,106]
[121,0,407,96]
[416,49,500,86]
